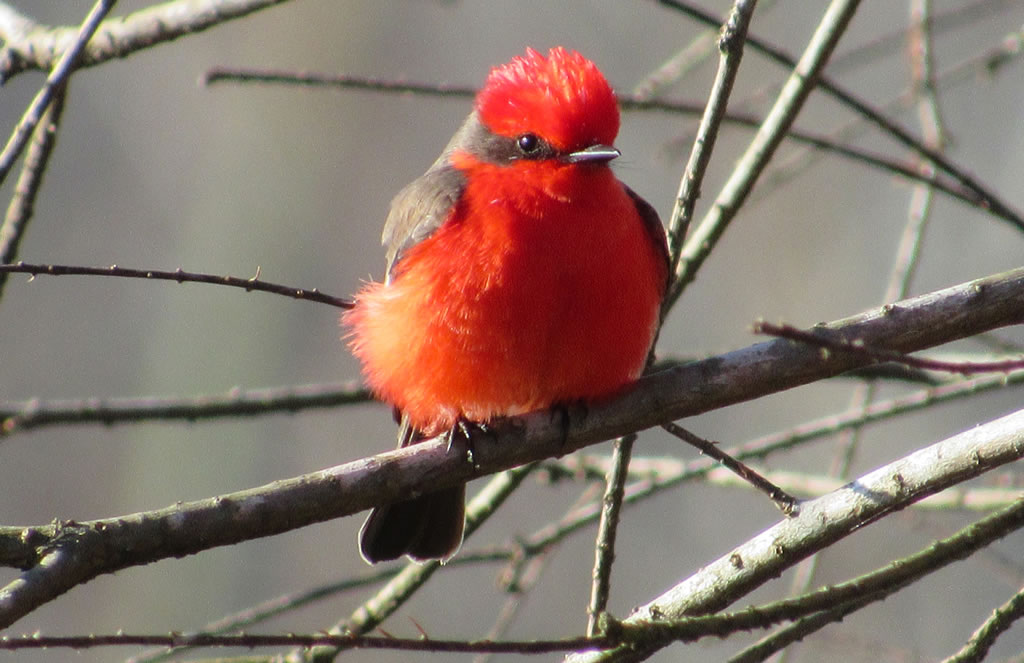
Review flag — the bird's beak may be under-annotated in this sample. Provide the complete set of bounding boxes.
[565,144,620,164]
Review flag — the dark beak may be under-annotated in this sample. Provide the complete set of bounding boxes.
[565,144,620,164]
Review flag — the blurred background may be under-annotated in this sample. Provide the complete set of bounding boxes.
[1,1,1023,661]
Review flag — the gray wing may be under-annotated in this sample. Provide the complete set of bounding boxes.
[382,163,465,281]
[381,113,483,281]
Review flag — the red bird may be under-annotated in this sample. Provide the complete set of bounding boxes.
[344,47,669,563]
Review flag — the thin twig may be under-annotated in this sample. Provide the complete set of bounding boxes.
[303,465,537,661]
[202,67,997,217]
[941,584,1024,663]
[0,261,353,308]
[728,592,877,663]
[203,67,478,96]
[666,0,864,309]
[0,381,370,437]
[662,422,798,513]
[754,321,1024,374]
[0,86,67,299]
[656,0,1024,233]
[0,631,613,655]
[662,0,757,279]
[569,409,1024,662]
[586,434,635,636]
[0,0,114,185]
[632,33,720,100]
[633,1,788,100]
[0,0,291,82]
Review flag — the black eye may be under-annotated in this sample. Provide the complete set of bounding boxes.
[517,133,540,154]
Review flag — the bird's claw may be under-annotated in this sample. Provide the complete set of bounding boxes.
[446,417,492,467]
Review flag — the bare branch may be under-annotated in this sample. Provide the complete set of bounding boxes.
[656,0,1024,233]
[0,261,353,309]
[200,68,1007,222]
[0,0,114,186]
[0,267,1020,628]
[941,584,1024,663]
[0,0,292,82]
[571,407,1024,661]
[6,498,1023,658]
[0,381,370,436]
[0,86,67,299]
[662,422,797,512]
[755,321,1024,374]
[663,0,756,285]
[668,0,863,307]
[0,631,611,655]
[586,434,636,636]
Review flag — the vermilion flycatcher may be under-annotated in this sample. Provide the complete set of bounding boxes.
[345,47,669,563]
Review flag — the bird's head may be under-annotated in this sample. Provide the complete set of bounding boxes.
[471,47,621,167]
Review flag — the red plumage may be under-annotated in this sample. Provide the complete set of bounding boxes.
[344,47,668,563]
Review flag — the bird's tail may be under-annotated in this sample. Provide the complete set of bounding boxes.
[359,484,466,563]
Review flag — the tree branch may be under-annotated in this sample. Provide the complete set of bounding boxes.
[4,411,1021,658]
[0,86,67,298]
[669,0,863,307]
[572,406,1024,661]
[0,380,370,436]
[656,0,1024,232]
[0,0,292,82]
[0,0,113,186]
[0,267,1019,628]
[0,261,353,309]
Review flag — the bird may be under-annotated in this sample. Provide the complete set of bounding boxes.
[343,47,669,563]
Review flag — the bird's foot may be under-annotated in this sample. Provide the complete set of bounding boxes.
[445,417,492,467]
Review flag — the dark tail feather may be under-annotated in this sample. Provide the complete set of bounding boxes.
[359,484,466,563]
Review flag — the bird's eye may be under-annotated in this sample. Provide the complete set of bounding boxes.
[516,133,540,154]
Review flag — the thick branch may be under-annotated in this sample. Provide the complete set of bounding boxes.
[571,406,1024,662]
[0,0,291,81]
[0,266,1021,628]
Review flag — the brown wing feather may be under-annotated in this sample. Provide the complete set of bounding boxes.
[382,164,465,280]
[381,113,490,280]
[624,185,670,291]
